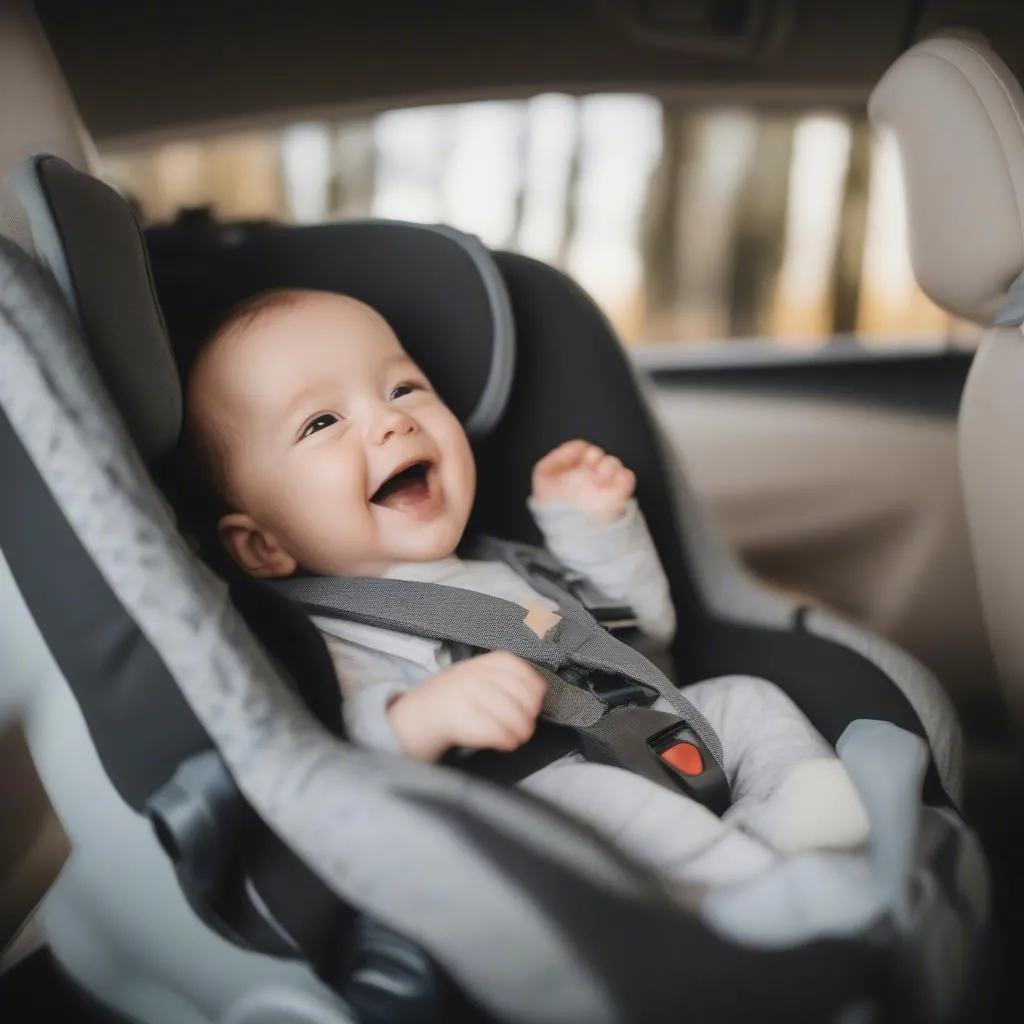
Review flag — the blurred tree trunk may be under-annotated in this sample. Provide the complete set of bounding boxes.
[329,119,377,220]
[557,99,583,267]
[642,102,685,320]
[726,117,795,337]
[508,104,530,250]
[830,119,872,336]
[640,102,694,337]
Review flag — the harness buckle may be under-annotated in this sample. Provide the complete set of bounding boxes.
[648,723,731,816]
[575,707,732,814]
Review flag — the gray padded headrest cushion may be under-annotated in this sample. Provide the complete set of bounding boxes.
[869,35,1024,326]
[144,216,515,442]
[12,154,181,463]
[10,156,516,466]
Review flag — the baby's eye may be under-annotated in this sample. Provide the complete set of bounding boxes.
[301,413,338,439]
[389,382,421,400]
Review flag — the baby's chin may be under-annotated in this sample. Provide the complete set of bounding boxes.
[387,515,467,565]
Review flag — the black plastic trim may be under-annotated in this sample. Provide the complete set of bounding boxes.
[635,344,973,417]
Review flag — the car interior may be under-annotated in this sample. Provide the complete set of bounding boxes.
[1,0,1023,1020]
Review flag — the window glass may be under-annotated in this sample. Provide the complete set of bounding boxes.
[101,96,980,349]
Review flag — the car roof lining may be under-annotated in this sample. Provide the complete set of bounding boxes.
[31,0,1024,146]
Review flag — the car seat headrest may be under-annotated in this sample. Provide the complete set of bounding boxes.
[145,216,515,441]
[12,155,182,464]
[12,156,516,463]
[869,34,1024,326]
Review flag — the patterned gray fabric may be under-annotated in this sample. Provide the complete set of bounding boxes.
[0,237,670,1024]
[274,572,726,770]
[806,608,963,805]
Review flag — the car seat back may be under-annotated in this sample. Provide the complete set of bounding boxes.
[869,34,1024,735]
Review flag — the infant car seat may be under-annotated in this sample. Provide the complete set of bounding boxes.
[0,151,992,1024]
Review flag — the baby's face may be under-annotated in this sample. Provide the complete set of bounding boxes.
[191,292,476,577]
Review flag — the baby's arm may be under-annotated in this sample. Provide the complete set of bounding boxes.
[529,440,676,646]
[324,634,546,762]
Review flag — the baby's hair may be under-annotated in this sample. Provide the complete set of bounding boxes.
[184,287,310,509]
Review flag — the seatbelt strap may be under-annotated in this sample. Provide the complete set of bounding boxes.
[993,267,1024,327]
[464,533,676,678]
[273,573,728,785]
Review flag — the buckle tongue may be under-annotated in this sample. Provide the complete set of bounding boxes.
[572,667,657,709]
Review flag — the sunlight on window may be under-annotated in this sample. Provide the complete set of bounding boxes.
[770,116,851,342]
[372,106,454,224]
[442,101,522,247]
[281,123,331,223]
[518,94,578,262]
[565,95,663,336]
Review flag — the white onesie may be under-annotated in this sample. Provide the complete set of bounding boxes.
[313,499,869,895]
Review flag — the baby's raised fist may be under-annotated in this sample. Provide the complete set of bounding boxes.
[531,439,636,525]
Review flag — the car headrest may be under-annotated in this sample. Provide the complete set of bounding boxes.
[869,34,1024,326]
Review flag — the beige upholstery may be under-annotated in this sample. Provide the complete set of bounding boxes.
[0,0,95,963]
[0,0,96,250]
[870,35,1024,732]
[869,35,1024,327]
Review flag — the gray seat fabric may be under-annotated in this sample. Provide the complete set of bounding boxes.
[869,34,1024,735]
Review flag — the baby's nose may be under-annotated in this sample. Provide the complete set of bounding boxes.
[375,408,416,442]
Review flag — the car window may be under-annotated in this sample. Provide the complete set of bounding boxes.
[101,95,981,351]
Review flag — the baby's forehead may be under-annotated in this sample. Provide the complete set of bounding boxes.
[200,294,416,398]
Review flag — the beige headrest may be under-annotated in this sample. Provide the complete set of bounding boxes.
[0,0,96,248]
[869,35,1024,326]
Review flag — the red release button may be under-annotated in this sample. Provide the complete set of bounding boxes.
[660,741,704,776]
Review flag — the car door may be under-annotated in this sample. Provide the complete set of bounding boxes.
[639,344,1003,738]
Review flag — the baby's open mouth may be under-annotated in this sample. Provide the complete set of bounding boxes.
[370,460,437,513]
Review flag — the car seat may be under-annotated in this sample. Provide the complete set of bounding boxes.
[869,32,1024,738]
[0,145,993,1022]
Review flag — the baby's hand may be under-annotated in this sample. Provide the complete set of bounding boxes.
[387,651,547,762]
[531,439,636,525]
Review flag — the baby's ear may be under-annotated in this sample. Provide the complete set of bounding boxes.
[218,513,297,578]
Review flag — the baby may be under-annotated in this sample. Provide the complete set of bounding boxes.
[185,288,868,893]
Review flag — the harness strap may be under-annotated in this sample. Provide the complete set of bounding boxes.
[275,572,724,771]
[275,569,731,809]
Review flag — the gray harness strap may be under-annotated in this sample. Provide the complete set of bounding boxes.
[274,561,725,773]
